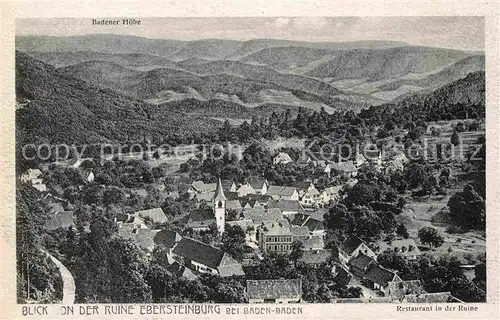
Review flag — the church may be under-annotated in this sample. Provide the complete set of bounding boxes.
[186,177,227,234]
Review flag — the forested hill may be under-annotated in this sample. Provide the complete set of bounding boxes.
[15,51,221,145]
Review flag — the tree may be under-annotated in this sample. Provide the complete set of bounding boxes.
[221,224,246,261]
[418,227,444,249]
[448,184,485,230]
[396,224,409,239]
[290,240,304,261]
[451,130,460,146]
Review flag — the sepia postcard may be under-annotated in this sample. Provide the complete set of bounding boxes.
[1,1,499,319]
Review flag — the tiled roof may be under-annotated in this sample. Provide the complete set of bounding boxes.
[186,207,215,229]
[267,200,304,213]
[267,185,297,196]
[333,267,352,286]
[339,236,364,255]
[349,253,375,270]
[153,229,182,250]
[303,218,324,232]
[246,279,302,300]
[291,225,310,237]
[135,208,168,223]
[243,208,283,225]
[248,177,267,190]
[172,237,225,269]
[218,263,245,277]
[227,219,254,232]
[226,200,242,211]
[261,221,292,236]
[364,264,397,287]
[290,213,309,226]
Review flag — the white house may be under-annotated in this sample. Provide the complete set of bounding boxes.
[338,236,377,267]
[273,152,293,165]
[247,177,268,195]
[247,279,302,303]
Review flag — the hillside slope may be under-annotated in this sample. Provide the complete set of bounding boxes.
[15,51,220,144]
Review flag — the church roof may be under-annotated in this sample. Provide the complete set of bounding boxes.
[213,177,226,202]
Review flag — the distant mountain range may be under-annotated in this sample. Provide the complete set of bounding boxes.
[15,35,485,144]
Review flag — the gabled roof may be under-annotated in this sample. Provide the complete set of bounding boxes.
[247,279,302,300]
[267,200,304,213]
[303,217,324,233]
[227,219,254,232]
[339,236,365,255]
[135,208,168,223]
[166,261,198,280]
[333,266,352,287]
[236,183,256,195]
[349,253,375,270]
[226,199,242,211]
[293,181,314,191]
[191,181,216,193]
[290,226,310,237]
[261,220,292,236]
[274,152,293,163]
[218,254,245,277]
[248,177,267,190]
[153,229,182,250]
[243,208,282,225]
[290,213,310,226]
[172,237,225,269]
[364,264,398,288]
[186,207,215,229]
[267,185,297,196]
[221,179,235,190]
[195,191,215,202]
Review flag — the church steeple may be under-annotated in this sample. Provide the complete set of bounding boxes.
[213,177,226,234]
[214,176,226,202]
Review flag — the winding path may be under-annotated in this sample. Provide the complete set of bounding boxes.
[47,252,76,304]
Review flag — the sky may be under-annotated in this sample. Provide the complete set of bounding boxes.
[16,16,485,51]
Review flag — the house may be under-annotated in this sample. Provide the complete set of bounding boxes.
[248,177,268,195]
[267,199,304,216]
[386,280,425,299]
[83,170,95,183]
[338,237,377,267]
[32,183,48,192]
[20,168,42,183]
[119,228,161,252]
[242,208,283,225]
[165,260,198,280]
[266,186,299,201]
[297,155,312,167]
[236,183,256,197]
[153,229,182,254]
[363,264,401,293]
[247,279,302,303]
[186,207,215,231]
[348,253,376,278]
[384,159,405,175]
[188,181,216,196]
[329,161,358,178]
[294,181,320,207]
[295,234,325,251]
[273,152,293,165]
[354,153,367,168]
[376,239,422,260]
[225,199,243,213]
[134,208,168,224]
[172,237,244,277]
[258,220,293,254]
[290,213,325,236]
[241,194,273,208]
[318,186,342,205]
[221,180,237,192]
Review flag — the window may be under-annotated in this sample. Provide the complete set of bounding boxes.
[218,201,223,208]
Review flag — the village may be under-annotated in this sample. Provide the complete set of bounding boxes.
[19,118,486,303]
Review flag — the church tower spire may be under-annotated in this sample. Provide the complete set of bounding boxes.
[213,176,226,234]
